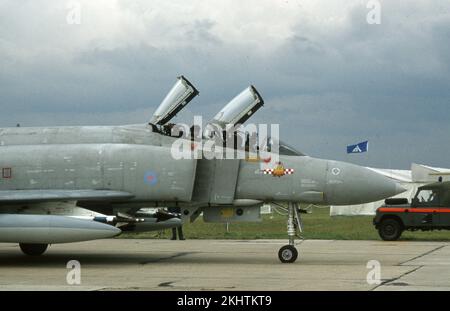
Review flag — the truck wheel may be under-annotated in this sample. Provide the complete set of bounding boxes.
[378,218,403,241]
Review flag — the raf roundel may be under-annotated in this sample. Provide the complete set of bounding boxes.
[143,171,158,186]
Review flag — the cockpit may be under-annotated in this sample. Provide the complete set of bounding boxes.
[268,138,305,156]
[148,76,306,157]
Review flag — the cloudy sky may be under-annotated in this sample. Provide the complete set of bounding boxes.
[1,0,449,169]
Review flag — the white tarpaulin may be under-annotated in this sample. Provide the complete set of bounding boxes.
[330,163,450,216]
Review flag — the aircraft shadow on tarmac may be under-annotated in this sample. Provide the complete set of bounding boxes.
[0,250,289,266]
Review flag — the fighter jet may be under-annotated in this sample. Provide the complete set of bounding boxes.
[0,76,405,263]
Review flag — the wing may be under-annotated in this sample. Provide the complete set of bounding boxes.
[0,189,134,203]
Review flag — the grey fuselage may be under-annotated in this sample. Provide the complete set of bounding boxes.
[0,124,403,209]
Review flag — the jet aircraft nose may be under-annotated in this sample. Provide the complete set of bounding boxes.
[325,161,407,206]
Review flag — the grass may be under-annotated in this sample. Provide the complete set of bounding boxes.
[119,206,450,241]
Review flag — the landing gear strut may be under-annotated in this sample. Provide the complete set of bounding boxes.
[19,243,48,256]
[277,202,304,263]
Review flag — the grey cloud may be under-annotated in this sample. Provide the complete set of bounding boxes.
[0,1,449,169]
[184,19,221,45]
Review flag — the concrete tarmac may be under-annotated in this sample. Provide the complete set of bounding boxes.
[0,239,449,291]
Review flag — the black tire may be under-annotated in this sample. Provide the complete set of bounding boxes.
[278,245,298,263]
[19,243,48,256]
[378,218,403,241]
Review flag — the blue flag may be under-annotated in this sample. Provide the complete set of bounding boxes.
[347,141,369,154]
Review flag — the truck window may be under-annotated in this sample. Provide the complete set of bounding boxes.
[413,189,440,207]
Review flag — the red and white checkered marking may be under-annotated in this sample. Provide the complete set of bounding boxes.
[262,168,295,175]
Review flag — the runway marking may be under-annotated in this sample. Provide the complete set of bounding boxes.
[399,245,445,265]
[372,244,446,291]
[371,266,422,291]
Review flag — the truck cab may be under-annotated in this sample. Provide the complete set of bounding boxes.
[373,181,450,241]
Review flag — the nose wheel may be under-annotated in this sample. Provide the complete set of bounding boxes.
[278,245,298,263]
[277,202,304,263]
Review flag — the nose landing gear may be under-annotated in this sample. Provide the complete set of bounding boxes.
[276,202,304,263]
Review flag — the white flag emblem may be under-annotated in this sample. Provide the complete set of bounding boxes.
[352,145,362,153]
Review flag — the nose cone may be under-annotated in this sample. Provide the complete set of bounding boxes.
[368,172,407,200]
[326,161,407,206]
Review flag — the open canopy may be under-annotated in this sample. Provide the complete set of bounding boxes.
[150,75,199,125]
[210,85,264,128]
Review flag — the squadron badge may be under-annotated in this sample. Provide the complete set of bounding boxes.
[262,162,294,177]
